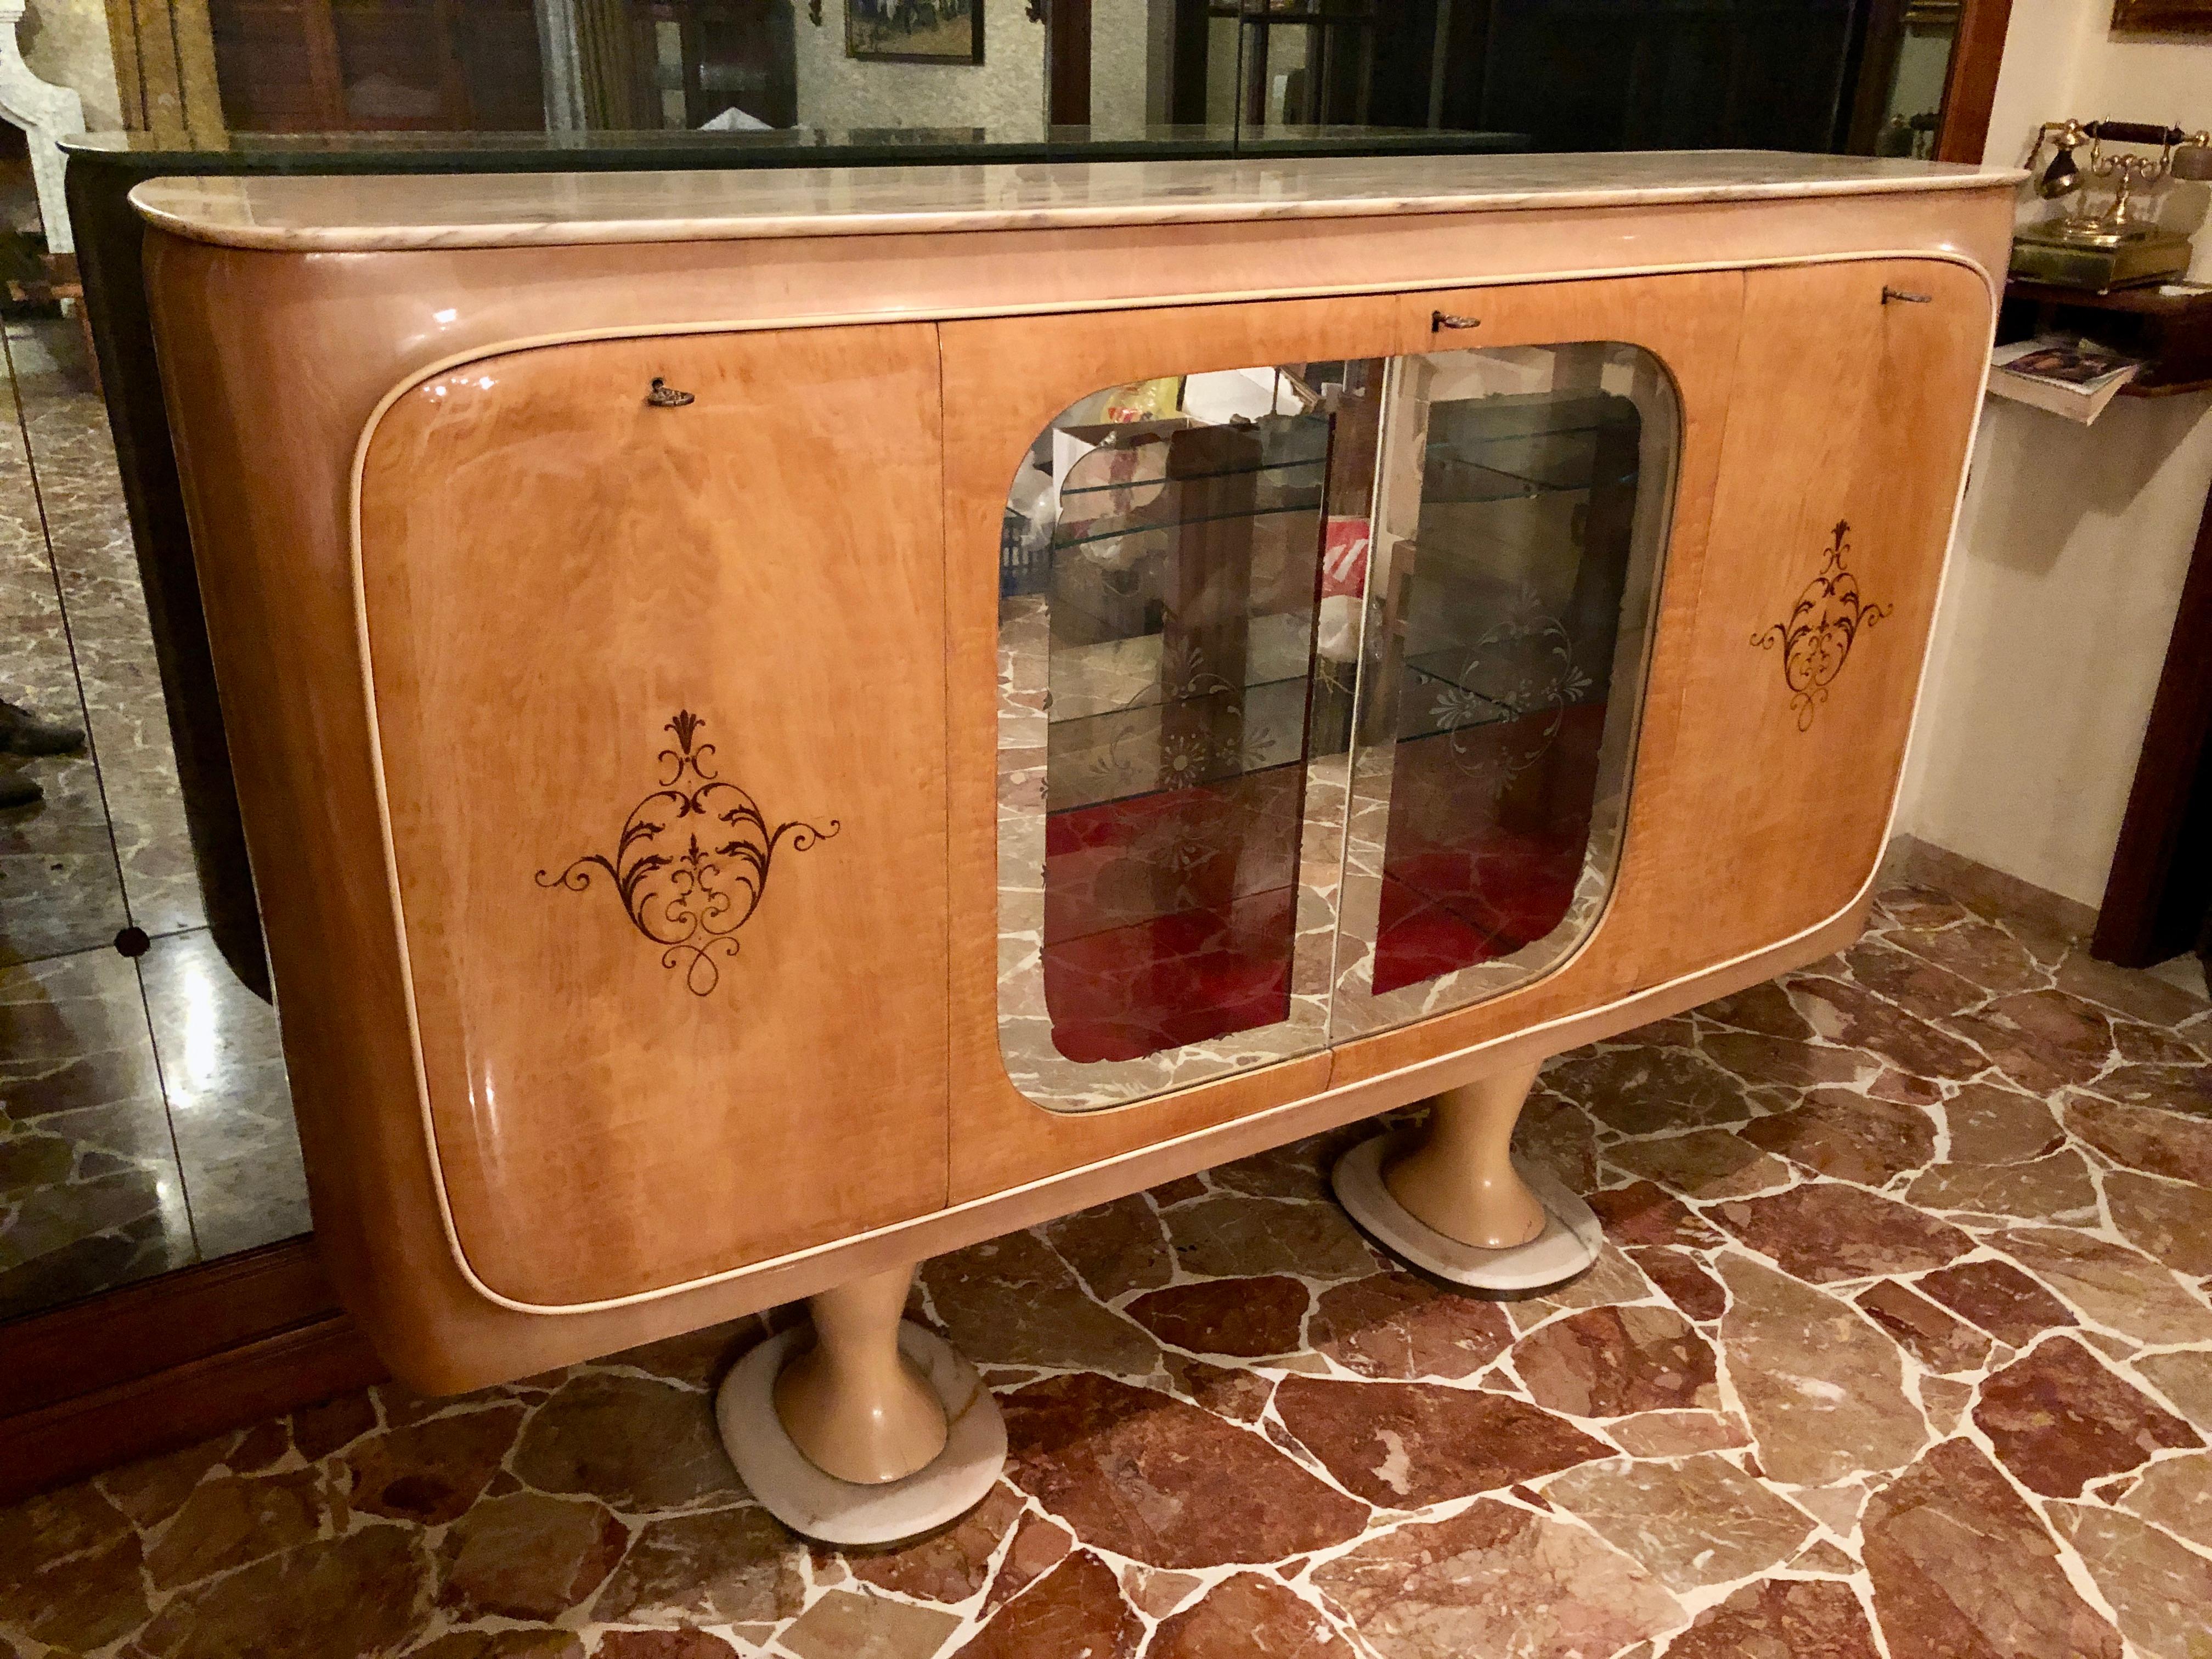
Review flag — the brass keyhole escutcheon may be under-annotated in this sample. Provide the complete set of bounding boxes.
[646,377,696,408]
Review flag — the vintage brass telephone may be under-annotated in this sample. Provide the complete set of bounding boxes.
[2013,120,2212,291]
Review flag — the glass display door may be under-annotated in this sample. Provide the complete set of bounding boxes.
[995,334,1680,1111]
[996,368,1362,1111]
[1331,340,1678,1039]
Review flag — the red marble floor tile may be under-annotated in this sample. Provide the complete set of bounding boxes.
[1512,1305,1719,1417]
[1914,1257,2079,1347]
[1973,1337,2200,1498]
[1126,1276,1310,1358]
[1862,1440,2121,1658]
[1000,1375,1368,1567]
[955,1550,1141,1659]
[1664,1578,1880,1658]
[1273,1376,1607,1508]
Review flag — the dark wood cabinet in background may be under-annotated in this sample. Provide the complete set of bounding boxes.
[208,0,543,131]
[205,0,798,134]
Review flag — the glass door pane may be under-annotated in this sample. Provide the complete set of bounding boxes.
[996,364,1375,1111]
[1333,341,1678,1037]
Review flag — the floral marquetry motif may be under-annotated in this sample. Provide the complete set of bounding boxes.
[537,710,838,996]
[1752,521,1892,731]
[1425,584,1596,783]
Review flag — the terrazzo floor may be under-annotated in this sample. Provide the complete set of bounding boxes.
[0,312,309,1318]
[6,872,2212,1658]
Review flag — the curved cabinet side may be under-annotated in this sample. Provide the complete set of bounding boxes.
[143,239,956,1388]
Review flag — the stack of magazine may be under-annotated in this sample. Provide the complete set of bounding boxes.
[1988,336,2143,424]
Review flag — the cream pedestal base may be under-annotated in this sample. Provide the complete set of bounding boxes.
[1333,1062,1602,1293]
[714,1265,1006,1544]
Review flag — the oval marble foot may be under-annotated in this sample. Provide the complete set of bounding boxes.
[715,1323,1007,1545]
[1334,1130,1602,1293]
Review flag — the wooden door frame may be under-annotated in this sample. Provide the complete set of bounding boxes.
[1843,0,1911,155]
[1933,0,2015,163]
[1048,0,1091,127]
[104,0,226,140]
[2092,479,2212,967]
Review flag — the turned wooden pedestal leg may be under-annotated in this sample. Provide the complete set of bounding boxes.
[1384,1061,1550,1250]
[774,1266,947,1485]
[1331,1057,1604,1293]
[713,1261,1007,1545]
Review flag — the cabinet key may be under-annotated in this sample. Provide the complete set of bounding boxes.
[646,377,696,407]
[1431,312,1481,331]
[1881,287,1932,306]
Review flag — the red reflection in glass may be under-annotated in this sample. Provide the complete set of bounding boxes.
[1042,767,1302,1063]
[1371,702,1606,995]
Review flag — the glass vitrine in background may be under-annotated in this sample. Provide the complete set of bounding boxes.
[174,0,1973,150]
[206,0,544,132]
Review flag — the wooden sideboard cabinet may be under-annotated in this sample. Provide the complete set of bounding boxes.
[136,152,2013,1536]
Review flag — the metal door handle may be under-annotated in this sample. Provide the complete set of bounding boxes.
[1881,287,1932,306]
[646,377,695,407]
[1431,312,1481,331]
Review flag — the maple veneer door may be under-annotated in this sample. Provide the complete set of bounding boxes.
[357,325,950,1308]
[1661,258,1991,960]
[1329,261,1991,1089]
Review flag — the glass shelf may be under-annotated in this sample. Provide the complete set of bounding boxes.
[1402,652,1606,723]
[1053,426,1330,550]
[1424,392,1641,503]
[1046,615,1320,725]
[1050,495,1325,552]
[1059,450,1329,501]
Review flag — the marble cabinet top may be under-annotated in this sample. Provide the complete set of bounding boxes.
[131,150,2023,253]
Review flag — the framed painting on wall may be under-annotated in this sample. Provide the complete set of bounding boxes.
[2111,0,2212,31]
[848,0,985,63]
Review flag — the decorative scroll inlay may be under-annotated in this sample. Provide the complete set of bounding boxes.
[537,710,838,996]
[1751,520,1891,731]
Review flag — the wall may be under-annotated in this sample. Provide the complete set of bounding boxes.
[19,0,122,131]
[1898,0,2212,909]
[793,2,1044,131]
[1091,0,1149,136]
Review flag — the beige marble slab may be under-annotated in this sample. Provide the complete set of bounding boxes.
[130,151,2024,252]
